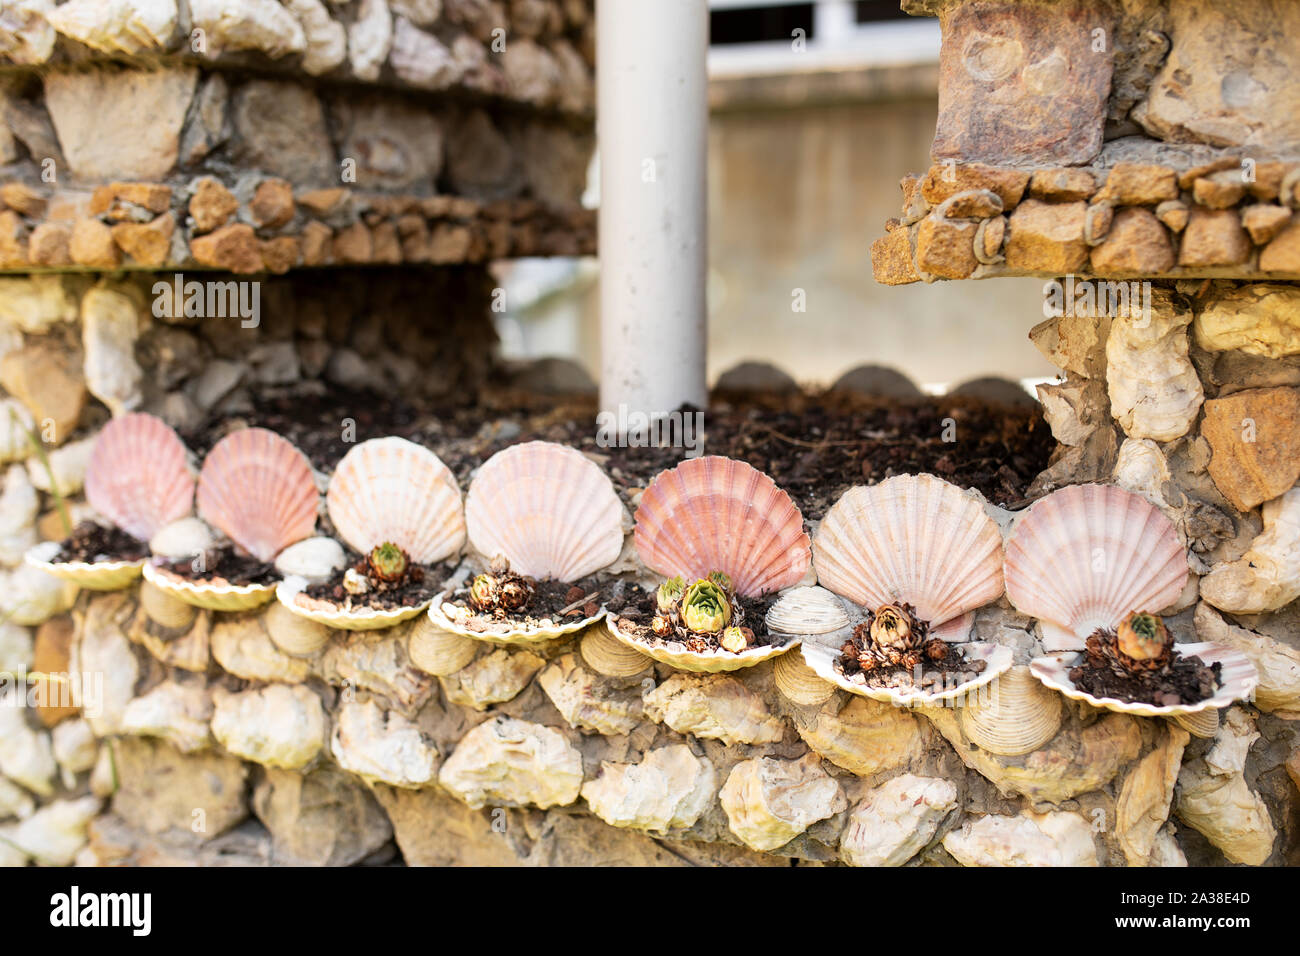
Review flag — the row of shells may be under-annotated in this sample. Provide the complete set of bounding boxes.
[26,413,1258,752]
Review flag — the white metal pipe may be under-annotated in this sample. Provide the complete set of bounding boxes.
[597,0,709,430]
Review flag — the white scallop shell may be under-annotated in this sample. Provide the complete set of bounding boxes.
[799,632,1015,707]
[955,665,1062,755]
[24,540,143,591]
[604,616,797,674]
[326,437,465,564]
[813,474,1004,640]
[266,599,331,657]
[465,441,623,581]
[579,627,652,678]
[1028,642,1258,719]
[141,561,276,612]
[772,647,837,706]
[274,536,347,585]
[408,615,479,676]
[1005,484,1188,650]
[634,456,810,598]
[765,586,851,637]
[428,593,606,646]
[275,575,432,632]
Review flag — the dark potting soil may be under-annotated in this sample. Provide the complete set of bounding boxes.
[444,574,605,630]
[54,521,148,563]
[302,556,454,611]
[607,584,783,651]
[156,546,276,586]
[182,388,1053,522]
[1069,631,1221,707]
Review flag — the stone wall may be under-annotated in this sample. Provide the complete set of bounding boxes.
[873,0,1300,284]
[1,1,596,273]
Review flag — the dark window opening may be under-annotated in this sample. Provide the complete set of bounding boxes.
[710,3,816,46]
[854,1,911,24]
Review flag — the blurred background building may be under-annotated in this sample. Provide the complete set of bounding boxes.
[495,0,1055,393]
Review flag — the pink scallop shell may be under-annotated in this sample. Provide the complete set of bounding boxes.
[812,474,1004,633]
[327,437,465,564]
[1004,484,1188,642]
[634,456,810,598]
[84,412,195,542]
[465,441,624,581]
[196,428,319,562]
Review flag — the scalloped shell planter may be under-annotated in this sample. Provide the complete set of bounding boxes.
[428,595,607,647]
[1029,642,1258,721]
[141,561,276,612]
[799,635,1015,707]
[603,615,797,674]
[275,576,433,632]
[24,541,143,591]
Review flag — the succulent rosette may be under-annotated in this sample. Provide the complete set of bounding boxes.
[681,578,731,633]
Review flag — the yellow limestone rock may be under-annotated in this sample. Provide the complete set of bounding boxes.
[1175,708,1276,865]
[719,753,845,852]
[1115,725,1189,866]
[330,698,438,789]
[643,673,785,746]
[120,680,213,753]
[943,810,1099,866]
[839,774,957,867]
[1194,603,1300,718]
[1196,284,1300,359]
[581,744,717,832]
[796,695,924,777]
[211,684,327,770]
[438,647,544,711]
[438,716,583,810]
[538,654,644,736]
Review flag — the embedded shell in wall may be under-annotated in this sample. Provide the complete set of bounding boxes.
[265,599,331,657]
[772,648,836,707]
[578,627,651,678]
[764,586,851,638]
[956,665,1062,756]
[406,614,478,677]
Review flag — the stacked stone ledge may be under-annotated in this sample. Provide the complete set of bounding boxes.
[1,0,597,273]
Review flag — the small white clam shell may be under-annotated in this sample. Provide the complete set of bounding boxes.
[139,579,198,631]
[149,517,215,559]
[274,536,346,585]
[266,599,332,657]
[772,647,836,706]
[956,665,1062,756]
[765,586,851,637]
[579,627,652,678]
[408,614,479,676]
[141,561,276,612]
[1028,642,1258,719]
[1170,709,1219,739]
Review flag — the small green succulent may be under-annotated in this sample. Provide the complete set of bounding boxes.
[657,575,686,613]
[707,570,732,592]
[368,542,409,582]
[681,578,731,634]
